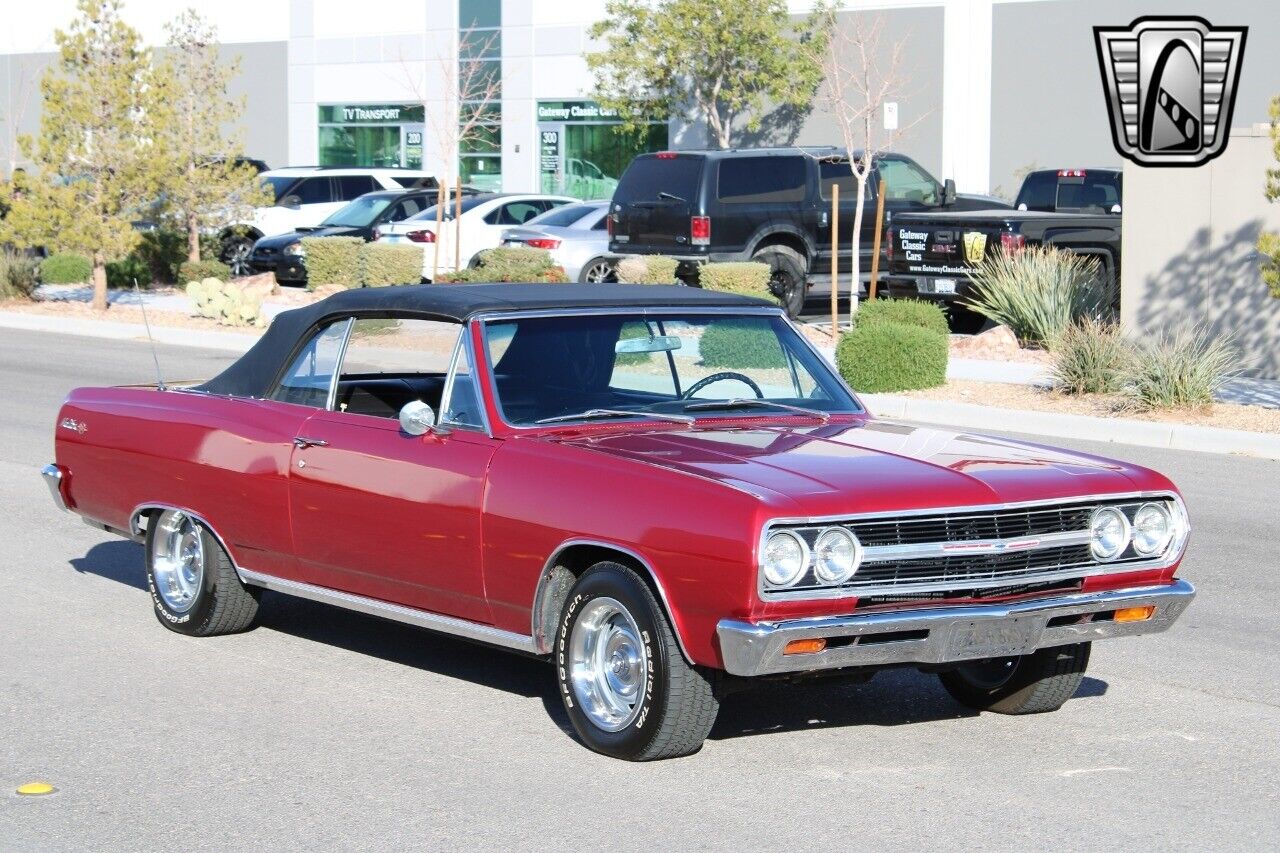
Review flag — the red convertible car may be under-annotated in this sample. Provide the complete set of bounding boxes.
[43,283,1194,760]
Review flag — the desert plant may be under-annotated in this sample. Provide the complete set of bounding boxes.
[106,253,152,289]
[437,247,569,283]
[1050,318,1131,395]
[697,262,775,301]
[185,276,265,327]
[359,243,424,287]
[857,298,949,336]
[964,245,1107,348]
[835,320,947,393]
[614,255,679,284]
[1121,328,1241,410]
[40,252,92,284]
[178,258,231,284]
[0,247,40,299]
[698,319,788,370]
[302,236,362,289]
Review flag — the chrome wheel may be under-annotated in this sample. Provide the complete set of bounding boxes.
[569,597,648,732]
[151,510,205,614]
[222,237,253,278]
[582,259,615,283]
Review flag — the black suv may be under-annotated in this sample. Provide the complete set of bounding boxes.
[608,147,1001,315]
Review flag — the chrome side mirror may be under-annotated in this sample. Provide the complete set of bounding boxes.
[399,400,437,436]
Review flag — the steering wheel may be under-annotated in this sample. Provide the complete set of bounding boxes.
[679,371,764,400]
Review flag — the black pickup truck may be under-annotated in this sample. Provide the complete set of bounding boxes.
[882,169,1122,324]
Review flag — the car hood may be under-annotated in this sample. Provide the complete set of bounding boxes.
[255,225,363,249]
[556,419,1157,515]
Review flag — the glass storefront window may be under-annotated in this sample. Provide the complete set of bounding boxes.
[460,154,502,192]
[319,125,402,167]
[458,0,501,29]
[317,104,425,169]
[538,105,669,200]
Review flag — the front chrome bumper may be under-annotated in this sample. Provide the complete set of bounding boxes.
[716,580,1195,677]
[41,463,67,511]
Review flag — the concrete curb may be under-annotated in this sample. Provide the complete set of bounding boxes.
[0,311,260,353]
[862,394,1280,461]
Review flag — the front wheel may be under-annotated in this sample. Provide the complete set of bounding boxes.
[221,234,255,278]
[555,562,719,760]
[752,244,808,318]
[938,642,1091,714]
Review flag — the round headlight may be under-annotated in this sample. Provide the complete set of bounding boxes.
[812,527,862,585]
[1089,506,1131,562]
[761,531,808,588]
[284,241,304,256]
[1132,502,1174,557]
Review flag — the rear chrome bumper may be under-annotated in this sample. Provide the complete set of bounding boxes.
[41,463,67,511]
[716,580,1195,677]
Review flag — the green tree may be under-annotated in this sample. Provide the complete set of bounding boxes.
[587,0,834,149]
[1258,95,1280,299]
[0,0,162,311]
[154,8,270,264]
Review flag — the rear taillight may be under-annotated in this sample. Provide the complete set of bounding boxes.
[406,230,435,243]
[606,214,614,237]
[691,215,711,246]
[524,237,561,250]
[884,227,895,261]
[1057,169,1086,177]
[1000,232,1025,253]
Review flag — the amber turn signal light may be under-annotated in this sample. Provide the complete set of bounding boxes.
[783,638,827,656]
[1114,605,1156,623]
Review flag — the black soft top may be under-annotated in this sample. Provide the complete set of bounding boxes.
[197,282,773,398]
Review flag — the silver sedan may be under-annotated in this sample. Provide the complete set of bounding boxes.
[500,201,615,283]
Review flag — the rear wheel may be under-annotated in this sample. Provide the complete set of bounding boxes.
[752,244,808,318]
[220,234,255,278]
[938,642,1091,714]
[555,562,718,760]
[145,509,260,637]
[578,257,616,283]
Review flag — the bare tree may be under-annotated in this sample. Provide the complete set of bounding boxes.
[811,15,919,322]
[398,27,501,279]
[1,55,41,176]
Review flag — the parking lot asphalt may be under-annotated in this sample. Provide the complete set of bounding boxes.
[1,328,1277,851]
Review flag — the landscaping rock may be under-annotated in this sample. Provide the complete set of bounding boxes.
[951,324,1025,360]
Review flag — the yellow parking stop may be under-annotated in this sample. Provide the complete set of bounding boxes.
[16,782,56,796]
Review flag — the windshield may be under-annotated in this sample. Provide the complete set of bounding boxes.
[482,312,859,426]
[527,204,598,228]
[322,195,394,227]
[264,176,298,202]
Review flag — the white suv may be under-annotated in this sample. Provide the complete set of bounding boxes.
[221,167,437,275]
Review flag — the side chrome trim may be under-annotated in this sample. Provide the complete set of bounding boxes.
[717,579,1196,677]
[531,537,695,663]
[238,568,538,655]
[41,463,67,512]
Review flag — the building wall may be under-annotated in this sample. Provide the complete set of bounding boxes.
[1120,126,1280,379]
[991,0,1280,199]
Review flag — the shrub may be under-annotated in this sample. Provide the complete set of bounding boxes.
[437,246,568,283]
[0,247,40,300]
[835,321,948,393]
[40,252,92,284]
[302,236,362,288]
[1050,318,1131,395]
[698,262,775,302]
[964,246,1107,348]
[1121,328,1241,410]
[857,298,949,336]
[106,253,152,289]
[699,319,788,370]
[186,277,266,327]
[133,230,190,284]
[615,254,679,284]
[178,258,231,284]
[360,242,424,287]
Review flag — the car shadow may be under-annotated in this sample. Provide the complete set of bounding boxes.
[66,541,1106,743]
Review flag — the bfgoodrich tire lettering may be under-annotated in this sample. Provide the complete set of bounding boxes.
[555,561,718,760]
[144,510,260,637]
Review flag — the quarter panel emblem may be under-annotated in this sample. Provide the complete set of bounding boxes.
[1094,17,1247,167]
[60,417,87,434]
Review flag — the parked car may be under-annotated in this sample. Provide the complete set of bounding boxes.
[883,168,1123,329]
[249,188,440,286]
[220,166,438,276]
[608,147,1006,316]
[375,193,575,279]
[45,283,1195,761]
[500,200,614,282]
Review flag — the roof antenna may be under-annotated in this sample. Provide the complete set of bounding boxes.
[133,279,167,391]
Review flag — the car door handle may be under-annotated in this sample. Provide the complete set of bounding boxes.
[293,437,329,449]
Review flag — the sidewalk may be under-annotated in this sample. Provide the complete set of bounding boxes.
[34,283,295,319]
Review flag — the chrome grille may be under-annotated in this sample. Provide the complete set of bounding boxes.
[763,495,1185,600]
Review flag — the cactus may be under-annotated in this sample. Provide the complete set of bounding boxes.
[187,276,266,327]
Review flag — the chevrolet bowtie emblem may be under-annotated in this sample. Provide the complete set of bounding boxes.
[1094,17,1247,167]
